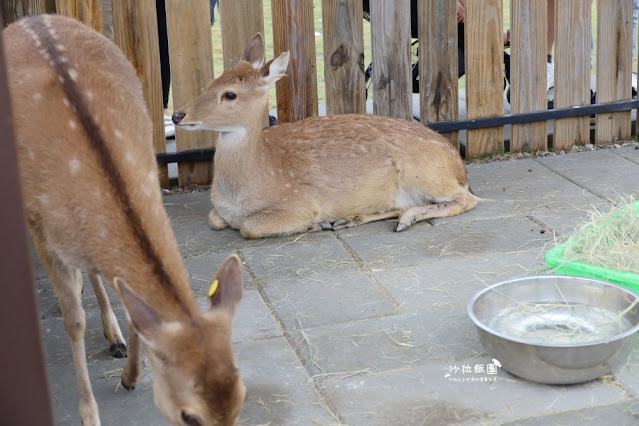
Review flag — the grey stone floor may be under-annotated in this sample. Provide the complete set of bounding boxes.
[36,146,639,425]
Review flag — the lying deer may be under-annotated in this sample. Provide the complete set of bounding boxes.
[6,15,245,425]
[172,34,478,239]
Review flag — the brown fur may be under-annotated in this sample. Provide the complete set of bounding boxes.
[6,15,244,425]
[174,34,478,239]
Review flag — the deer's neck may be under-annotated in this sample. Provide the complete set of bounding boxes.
[214,122,266,186]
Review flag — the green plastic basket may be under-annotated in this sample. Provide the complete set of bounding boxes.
[545,201,639,294]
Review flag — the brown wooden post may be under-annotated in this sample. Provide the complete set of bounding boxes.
[166,0,216,187]
[55,0,78,18]
[510,0,547,153]
[596,0,633,144]
[1,0,21,25]
[554,0,591,149]
[272,0,318,123]
[22,0,46,14]
[369,0,412,120]
[112,0,168,187]
[418,0,459,150]
[0,13,55,425]
[80,0,103,33]
[219,0,264,71]
[321,0,366,115]
[465,0,504,158]
[45,0,55,12]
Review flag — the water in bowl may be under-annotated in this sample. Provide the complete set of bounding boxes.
[486,302,632,344]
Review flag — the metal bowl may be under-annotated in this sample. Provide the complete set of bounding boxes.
[467,276,639,384]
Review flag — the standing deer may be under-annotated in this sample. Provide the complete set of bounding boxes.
[172,34,478,239]
[6,15,245,425]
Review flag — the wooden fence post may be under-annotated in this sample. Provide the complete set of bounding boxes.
[596,0,633,144]
[166,0,215,187]
[220,0,264,71]
[465,0,504,158]
[55,0,103,33]
[369,0,411,120]
[272,0,318,123]
[510,0,547,153]
[418,0,458,149]
[112,0,168,188]
[321,0,366,115]
[554,0,591,150]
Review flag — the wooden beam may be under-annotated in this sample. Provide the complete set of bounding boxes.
[219,0,264,71]
[596,0,633,144]
[321,0,365,115]
[465,0,504,158]
[510,0,547,153]
[418,0,459,149]
[369,0,411,120]
[112,0,168,187]
[554,0,591,149]
[271,0,318,123]
[166,0,215,187]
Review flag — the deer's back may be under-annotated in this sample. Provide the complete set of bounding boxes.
[6,15,167,272]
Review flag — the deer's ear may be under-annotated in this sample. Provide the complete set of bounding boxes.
[260,51,290,86]
[208,254,243,317]
[241,33,265,69]
[114,277,166,347]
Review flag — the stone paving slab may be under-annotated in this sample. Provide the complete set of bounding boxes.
[36,148,639,425]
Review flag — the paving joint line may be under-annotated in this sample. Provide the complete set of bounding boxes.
[235,249,344,424]
[533,157,609,201]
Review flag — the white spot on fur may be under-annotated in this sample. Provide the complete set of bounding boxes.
[269,170,275,176]
[33,93,42,101]
[27,149,35,159]
[69,158,80,175]
[86,90,94,101]
[36,194,49,204]
[125,153,134,163]
[148,170,156,182]
[278,169,283,174]
[63,98,70,108]
[284,183,292,189]
[98,227,107,239]
[68,69,78,82]
[114,129,123,139]
[289,170,295,178]
[69,120,77,130]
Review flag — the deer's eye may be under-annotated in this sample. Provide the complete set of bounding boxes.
[181,411,202,426]
[223,91,237,101]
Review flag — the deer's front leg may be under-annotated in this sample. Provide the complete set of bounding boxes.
[36,249,100,425]
[121,322,141,390]
[89,274,126,358]
[208,208,229,230]
[240,209,318,239]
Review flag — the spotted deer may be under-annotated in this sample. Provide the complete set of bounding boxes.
[173,34,478,239]
[6,15,245,425]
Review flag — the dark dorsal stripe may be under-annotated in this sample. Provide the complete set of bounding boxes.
[27,16,189,314]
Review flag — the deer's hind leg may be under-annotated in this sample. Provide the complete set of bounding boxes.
[395,191,478,232]
[240,208,321,239]
[89,274,127,358]
[33,237,100,425]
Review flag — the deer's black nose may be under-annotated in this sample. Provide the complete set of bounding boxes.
[172,111,185,125]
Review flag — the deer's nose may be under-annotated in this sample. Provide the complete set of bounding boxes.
[172,111,186,125]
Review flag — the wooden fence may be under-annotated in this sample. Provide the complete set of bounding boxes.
[2,0,637,188]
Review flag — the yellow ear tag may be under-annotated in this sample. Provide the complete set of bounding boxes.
[208,279,219,297]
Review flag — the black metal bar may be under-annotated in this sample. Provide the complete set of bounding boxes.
[156,148,215,165]
[428,99,639,133]
[156,99,639,165]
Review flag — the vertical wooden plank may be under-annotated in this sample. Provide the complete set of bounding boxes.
[418,0,459,149]
[22,0,46,14]
[2,0,21,24]
[272,0,318,123]
[321,0,366,115]
[369,0,411,120]
[45,0,55,12]
[511,0,547,152]
[112,0,168,188]
[219,0,264,71]
[80,0,103,32]
[465,0,504,158]
[554,0,591,149]
[55,0,78,18]
[596,0,633,144]
[0,13,55,424]
[166,0,215,187]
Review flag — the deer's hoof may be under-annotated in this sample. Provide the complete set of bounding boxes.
[121,380,135,391]
[109,342,128,358]
[332,218,351,229]
[394,222,409,232]
[318,220,332,230]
